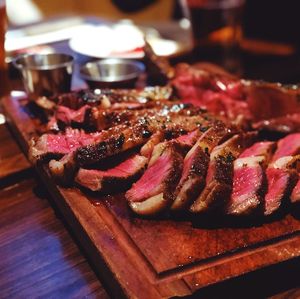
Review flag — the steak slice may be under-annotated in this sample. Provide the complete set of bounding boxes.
[76,114,212,166]
[146,129,203,167]
[75,154,148,192]
[29,128,102,163]
[126,143,183,216]
[55,104,91,128]
[246,82,300,121]
[271,133,300,162]
[91,102,203,131]
[253,113,300,134]
[171,123,234,211]
[190,133,256,213]
[140,131,165,159]
[264,156,299,215]
[226,141,275,216]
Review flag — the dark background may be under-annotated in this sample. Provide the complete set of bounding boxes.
[244,0,300,45]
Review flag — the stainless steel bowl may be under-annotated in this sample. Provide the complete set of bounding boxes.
[13,53,73,100]
[79,58,145,89]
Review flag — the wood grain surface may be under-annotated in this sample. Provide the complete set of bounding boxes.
[0,124,31,181]
[3,94,300,298]
[0,178,110,299]
[0,115,110,299]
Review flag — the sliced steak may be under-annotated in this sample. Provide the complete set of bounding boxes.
[226,141,275,216]
[126,143,183,216]
[140,131,165,159]
[253,113,300,134]
[271,133,300,162]
[190,133,256,213]
[76,114,213,166]
[264,156,298,215]
[246,82,300,121]
[171,123,234,211]
[147,129,203,167]
[91,102,204,131]
[75,154,148,192]
[55,104,91,128]
[29,128,102,163]
[263,133,300,215]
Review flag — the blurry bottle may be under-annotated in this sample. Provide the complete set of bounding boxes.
[180,0,245,74]
[0,0,9,97]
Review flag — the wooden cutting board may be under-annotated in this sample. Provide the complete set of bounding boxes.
[3,94,300,299]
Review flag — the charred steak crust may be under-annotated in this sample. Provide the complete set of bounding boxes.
[171,123,235,211]
[172,146,210,211]
[161,144,184,204]
[190,133,256,213]
[75,115,214,166]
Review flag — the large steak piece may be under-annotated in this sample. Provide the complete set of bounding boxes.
[126,143,183,216]
[226,141,275,216]
[190,133,256,213]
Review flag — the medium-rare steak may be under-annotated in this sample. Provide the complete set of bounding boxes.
[226,141,275,216]
[190,133,256,213]
[140,131,165,159]
[75,154,148,192]
[246,82,300,121]
[171,123,234,211]
[264,134,300,215]
[55,104,91,128]
[126,143,183,216]
[271,133,300,162]
[75,114,214,166]
[172,63,300,133]
[253,113,300,134]
[29,128,102,162]
[147,129,203,165]
[90,102,205,131]
[39,87,174,111]
[264,156,298,215]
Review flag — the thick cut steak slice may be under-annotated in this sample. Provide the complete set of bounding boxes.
[29,128,102,162]
[126,143,183,216]
[264,156,299,215]
[147,129,203,164]
[75,154,148,192]
[226,141,275,216]
[271,133,300,162]
[91,102,204,131]
[190,133,256,213]
[171,124,234,211]
[76,115,211,166]
[140,131,165,159]
[55,104,91,127]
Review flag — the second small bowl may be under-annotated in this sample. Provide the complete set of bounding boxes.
[79,58,145,89]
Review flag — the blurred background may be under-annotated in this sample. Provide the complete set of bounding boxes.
[4,0,300,83]
[6,0,300,44]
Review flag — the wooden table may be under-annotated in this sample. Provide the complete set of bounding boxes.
[0,123,110,298]
[2,19,300,299]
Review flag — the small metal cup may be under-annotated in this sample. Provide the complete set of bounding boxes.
[13,53,74,100]
[79,58,145,89]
